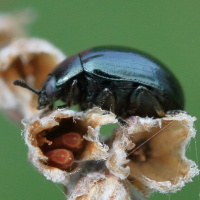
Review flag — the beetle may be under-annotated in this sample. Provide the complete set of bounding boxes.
[13,46,184,119]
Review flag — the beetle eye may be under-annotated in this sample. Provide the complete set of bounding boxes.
[37,94,49,110]
[40,98,45,104]
[45,76,57,98]
[46,84,54,97]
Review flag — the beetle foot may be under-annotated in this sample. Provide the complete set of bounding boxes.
[166,110,189,116]
[117,117,129,127]
[102,110,111,115]
[56,104,68,110]
[41,109,51,115]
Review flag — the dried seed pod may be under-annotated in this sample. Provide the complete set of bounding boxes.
[105,130,132,180]
[68,171,133,200]
[0,10,33,48]
[0,38,65,121]
[23,107,116,184]
[81,107,118,160]
[106,113,199,196]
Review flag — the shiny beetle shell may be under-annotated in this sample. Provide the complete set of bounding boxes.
[14,46,184,118]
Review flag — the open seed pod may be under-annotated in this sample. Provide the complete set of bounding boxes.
[68,170,134,200]
[0,10,33,48]
[106,113,199,197]
[23,107,117,184]
[0,38,66,121]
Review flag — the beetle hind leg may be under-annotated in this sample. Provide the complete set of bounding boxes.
[166,110,188,116]
[152,95,165,117]
[129,86,165,117]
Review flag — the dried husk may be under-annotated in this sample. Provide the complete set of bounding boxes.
[0,10,33,48]
[23,107,117,184]
[68,171,132,200]
[106,113,199,196]
[0,38,66,121]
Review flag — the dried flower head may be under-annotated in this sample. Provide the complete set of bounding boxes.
[68,171,133,200]
[0,10,33,48]
[106,113,199,197]
[23,107,117,184]
[0,38,66,121]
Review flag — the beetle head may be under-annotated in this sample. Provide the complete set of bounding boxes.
[37,91,50,109]
[37,76,58,109]
[13,75,59,110]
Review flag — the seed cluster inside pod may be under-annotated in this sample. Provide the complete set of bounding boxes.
[127,139,151,163]
[25,108,112,183]
[36,117,87,171]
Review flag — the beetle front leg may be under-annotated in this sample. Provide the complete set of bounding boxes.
[129,86,165,117]
[56,79,78,110]
[41,105,54,115]
[65,79,78,107]
[49,104,54,110]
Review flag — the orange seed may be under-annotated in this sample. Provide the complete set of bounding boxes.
[45,149,74,170]
[45,132,83,152]
[62,132,83,149]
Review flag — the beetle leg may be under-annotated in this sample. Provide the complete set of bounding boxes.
[109,91,115,113]
[151,95,165,117]
[117,116,129,127]
[56,104,68,110]
[95,88,116,112]
[95,88,128,126]
[166,110,188,116]
[102,110,111,115]
[40,104,54,114]
[95,88,110,107]
[130,86,165,117]
[55,79,78,110]
[96,89,128,126]
[129,86,144,114]
[65,79,78,107]
[49,104,54,110]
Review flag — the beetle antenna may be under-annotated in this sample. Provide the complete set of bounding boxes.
[13,80,41,95]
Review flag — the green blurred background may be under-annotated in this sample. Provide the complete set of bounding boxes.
[0,0,200,200]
